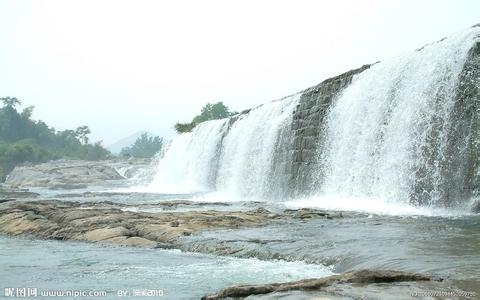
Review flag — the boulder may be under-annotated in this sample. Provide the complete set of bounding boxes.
[4,160,124,189]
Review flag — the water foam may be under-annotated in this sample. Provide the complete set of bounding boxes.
[284,196,470,217]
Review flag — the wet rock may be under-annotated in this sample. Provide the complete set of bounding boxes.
[471,199,480,213]
[294,208,329,219]
[157,200,231,209]
[49,183,89,190]
[0,200,349,251]
[0,200,274,248]
[0,188,39,200]
[110,157,152,179]
[283,208,339,219]
[80,226,132,242]
[0,199,15,203]
[202,270,432,299]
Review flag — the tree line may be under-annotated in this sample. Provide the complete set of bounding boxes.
[0,97,110,181]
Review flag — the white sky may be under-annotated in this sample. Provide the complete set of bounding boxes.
[1,0,479,145]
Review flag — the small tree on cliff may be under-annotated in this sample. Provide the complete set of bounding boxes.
[175,101,236,133]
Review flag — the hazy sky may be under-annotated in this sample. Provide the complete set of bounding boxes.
[1,0,479,145]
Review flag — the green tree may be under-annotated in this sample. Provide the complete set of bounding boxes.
[75,126,91,144]
[175,101,236,133]
[21,106,35,119]
[0,97,21,109]
[174,122,195,134]
[85,141,111,160]
[121,133,163,158]
[0,100,22,141]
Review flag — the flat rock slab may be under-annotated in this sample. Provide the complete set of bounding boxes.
[0,200,342,249]
[0,188,39,200]
[202,269,433,299]
[0,200,277,248]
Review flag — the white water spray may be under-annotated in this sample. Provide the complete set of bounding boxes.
[216,95,299,199]
[147,119,228,193]
[315,27,479,207]
[145,95,299,197]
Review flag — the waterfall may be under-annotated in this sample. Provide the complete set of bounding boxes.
[216,95,299,199]
[315,27,479,207]
[142,26,479,212]
[146,95,299,197]
[147,119,228,193]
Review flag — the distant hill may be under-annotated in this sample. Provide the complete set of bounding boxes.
[107,131,154,154]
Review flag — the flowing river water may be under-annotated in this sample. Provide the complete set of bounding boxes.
[1,187,479,299]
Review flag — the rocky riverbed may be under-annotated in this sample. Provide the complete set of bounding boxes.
[0,198,477,299]
[0,159,479,299]
[0,199,343,249]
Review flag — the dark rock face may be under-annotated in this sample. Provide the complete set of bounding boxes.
[471,199,480,213]
[202,269,432,299]
[440,40,480,206]
[288,64,371,197]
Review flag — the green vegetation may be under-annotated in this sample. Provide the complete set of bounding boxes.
[0,97,111,181]
[120,133,163,158]
[174,102,236,133]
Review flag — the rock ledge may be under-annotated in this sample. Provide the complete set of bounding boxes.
[202,269,432,299]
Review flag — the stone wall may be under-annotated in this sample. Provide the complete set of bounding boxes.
[288,64,371,197]
[286,37,479,203]
[442,38,480,205]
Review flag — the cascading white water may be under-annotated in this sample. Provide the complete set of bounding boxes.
[140,26,477,214]
[145,94,299,197]
[216,95,299,199]
[147,119,228,193]
[315,27,480,206]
